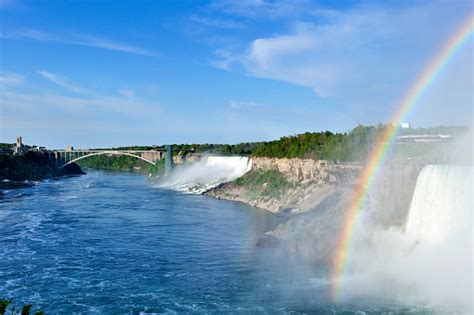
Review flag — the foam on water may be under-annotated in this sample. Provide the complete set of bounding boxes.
[156,156,252,194]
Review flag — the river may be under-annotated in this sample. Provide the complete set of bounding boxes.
[1,171,459,314]
[0,171,337,313]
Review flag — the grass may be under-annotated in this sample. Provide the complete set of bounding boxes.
[234,169,293,198]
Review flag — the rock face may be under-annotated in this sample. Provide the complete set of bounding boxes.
[207,157,361,213]
[251,157,359,183]
[173,154,200,165]
[269,189,353,263]
[59,162,86,176]
[366,163,424,228]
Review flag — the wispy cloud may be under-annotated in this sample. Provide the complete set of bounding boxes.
[215,3,471,102]
[228,100,265,109]
[189,15,244,29]
[210,48,243,71]
[38,70,86,93]
[0,0,22,9]
[118,88,135,98]
[0,73,25,87]
[1,71,351,146]
[2,71,162,120]
[210,0,315,20]
[1,29,159,57]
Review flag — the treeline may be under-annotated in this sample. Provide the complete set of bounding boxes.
[0,143,33,152]
[172,143,258,156]
[84,124,468,164]
[251,125,385,160]
[94,143,258,156]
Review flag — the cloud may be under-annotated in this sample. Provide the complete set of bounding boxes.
[0,71,351,147]
[189,15,244,29]
[1,29,159,57]
[228,100,261,108]
[212,2,472,124]
[210,0,315,20]
[0,73,25,87]
[2,71,162,122]
[118,88,135,98]
[0,0,22,9]
[210,48,243,70]
[38,70,86,93]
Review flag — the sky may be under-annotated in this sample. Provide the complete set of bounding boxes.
[0,0,473,148]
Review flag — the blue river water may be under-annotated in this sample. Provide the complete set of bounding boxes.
[0,172,440,314]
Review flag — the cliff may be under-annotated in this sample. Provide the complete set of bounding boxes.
[0,152,84,190]
[206,157,361,213]
[207,157,425,263]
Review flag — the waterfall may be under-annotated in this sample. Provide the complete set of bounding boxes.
[345,164,472,308]
[156,156,252,194]
[405,164,473,244]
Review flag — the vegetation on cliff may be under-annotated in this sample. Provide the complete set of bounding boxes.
[0,152,84,184]
[234,169,294,198]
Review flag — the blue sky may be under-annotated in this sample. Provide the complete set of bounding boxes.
[1,0,472,148]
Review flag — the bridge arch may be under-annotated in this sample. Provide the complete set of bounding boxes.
[59,151,156,169]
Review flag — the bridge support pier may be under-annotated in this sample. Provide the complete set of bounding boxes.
[165,145,174,175]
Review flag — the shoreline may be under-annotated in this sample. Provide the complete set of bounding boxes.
[0,152,85,191]
[205,157,362,214]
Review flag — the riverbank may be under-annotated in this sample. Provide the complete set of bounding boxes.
[0,152,84,190]
[206,157,361,214]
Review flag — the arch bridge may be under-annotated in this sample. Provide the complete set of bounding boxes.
[46,149,166,169]
[46,145,181,174]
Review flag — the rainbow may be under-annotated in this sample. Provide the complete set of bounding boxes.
[331,14,474,300]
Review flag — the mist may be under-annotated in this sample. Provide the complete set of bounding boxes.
[155,155,252,194]
[339,127,473,311]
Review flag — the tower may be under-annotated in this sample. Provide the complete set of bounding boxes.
[16,136,22,148]
[14,136,24,154]
[165,145,174,175]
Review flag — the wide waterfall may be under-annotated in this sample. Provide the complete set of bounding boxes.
[156,156,252,194]
[405,164,473,244]
[346,164,472,309]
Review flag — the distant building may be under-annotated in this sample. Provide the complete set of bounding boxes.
[33,146,47,152]
[13,136,26,154]
[396,134,453,143]
[66,145,74,152]
[400,122,411,129]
